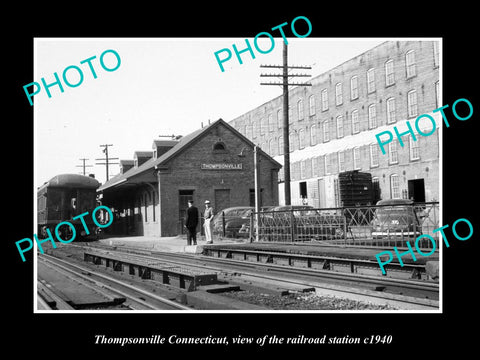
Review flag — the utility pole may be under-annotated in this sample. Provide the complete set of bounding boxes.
[95,144,119,182]
[260,42,311,205]
[253,145,261,242]
[76,158,93,176]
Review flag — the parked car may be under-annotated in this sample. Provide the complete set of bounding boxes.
[212,206,254,238]
[371,199,422,239]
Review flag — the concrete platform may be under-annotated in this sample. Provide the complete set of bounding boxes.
[202,241,439,265]
[95,236,438,265]
[96,235,243,254]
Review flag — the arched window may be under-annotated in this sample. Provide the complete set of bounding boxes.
[213,141,226,151]
[310,125,317,146]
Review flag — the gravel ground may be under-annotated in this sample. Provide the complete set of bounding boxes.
[221,290,399,310]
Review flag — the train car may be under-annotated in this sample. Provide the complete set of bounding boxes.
[37,174,101,240]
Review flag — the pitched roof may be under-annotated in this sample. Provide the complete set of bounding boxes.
[98,118,281,192]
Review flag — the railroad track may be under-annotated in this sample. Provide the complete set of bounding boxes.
[71,243,439,310]
[37,253,191,311]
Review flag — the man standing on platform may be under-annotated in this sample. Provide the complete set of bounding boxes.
[203,200,214,244]
[185,200,199,246]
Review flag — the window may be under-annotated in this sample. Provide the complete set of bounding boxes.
[368,104,377,129]
[389,141,398,164]
[390,174,400,199]
[277,109,282,128]
[213,142,226,151]
[268,113,274,132]
[351,109,359,134]
[246,123,253,139]
[253,120,258,138]
[336,115,344,138]
[321,89,328,111]
[367,68,375,93]
[407,90,418,118]
[259,117,264,135]
[312,157,317,177]
[350,76,358,100]
[289,132,298,152]
[278,136,284,155]
[338,151,345,172]
[386,97,396,124]
[433,41,440,68]
[305,160,312,179]
[325,154,331,175]
[323,120,330,142]
[370,144,379,167]
[406,50,416,78]
[310,125,317,146]
[435,81,440,108]
[299,129,306,149]
[300,160,305,179]
[335,83,343,105]
[409,135,420,160]
[269,138,275,156]
[309,95,316,116]
[318,156,325,176]
[353,147,361,170]
[385,59,395,86]
[297,99,304,120]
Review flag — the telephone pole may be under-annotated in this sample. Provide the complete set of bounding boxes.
[260,42,311,205]
[76,158,93,176]
[95,144,119,182]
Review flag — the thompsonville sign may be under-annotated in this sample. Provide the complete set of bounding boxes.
[201,163,243,170]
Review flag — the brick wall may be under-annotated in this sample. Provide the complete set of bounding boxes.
[230,40,440,207]
[157,122,280,236]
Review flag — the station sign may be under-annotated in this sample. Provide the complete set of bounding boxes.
[201,163,243,170]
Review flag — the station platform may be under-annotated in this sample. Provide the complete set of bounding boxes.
[96,236,438,265]
[201,241,439,265]
[96,235,243,254]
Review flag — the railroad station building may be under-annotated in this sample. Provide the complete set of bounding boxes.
[98,119,281,237]
[229,40,441,207]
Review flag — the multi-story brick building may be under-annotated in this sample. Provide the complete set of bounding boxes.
[98,119,281,237]
[229,40,441,207]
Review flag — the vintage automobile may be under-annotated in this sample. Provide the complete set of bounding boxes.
[212,206,254,238]
[371,199,422,240]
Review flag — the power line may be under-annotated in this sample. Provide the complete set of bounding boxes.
[260,43,312,205]
[95,144,119,182]
[76,158,93,176]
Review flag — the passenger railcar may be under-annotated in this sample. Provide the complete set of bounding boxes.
[37,174,101,240]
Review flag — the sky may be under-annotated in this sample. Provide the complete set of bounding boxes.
[34,37,386,186]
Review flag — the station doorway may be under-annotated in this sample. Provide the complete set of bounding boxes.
[179,190,194,234]
[215,189,231,213]
[408,179,425,203]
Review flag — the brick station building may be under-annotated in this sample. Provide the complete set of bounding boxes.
[98,119,281,237]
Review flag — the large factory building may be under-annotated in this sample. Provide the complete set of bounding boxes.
[229,40,440,207]
[98,119,281,237]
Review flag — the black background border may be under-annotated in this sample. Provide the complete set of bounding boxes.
[6,6,478,356]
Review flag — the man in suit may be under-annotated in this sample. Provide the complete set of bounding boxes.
[184,200,199,246]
